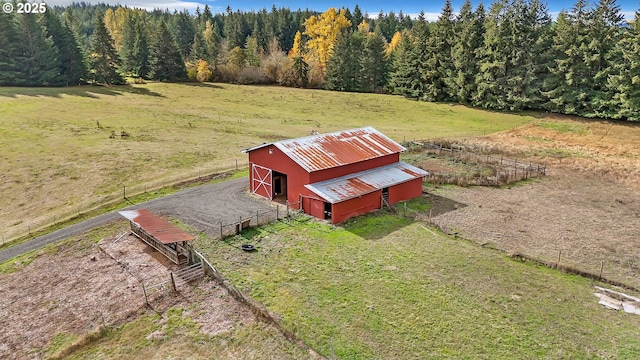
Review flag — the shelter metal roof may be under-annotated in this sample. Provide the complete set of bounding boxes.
[243,127,406,173]
[305,162,428,204]
[119,209,194,244]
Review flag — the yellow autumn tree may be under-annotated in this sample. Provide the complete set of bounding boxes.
[303,8,351,72]
[103,7,130,51]
[385,31,403,57]
[357,20,370,33]
[196,60,212,82]
[289,31,303,58]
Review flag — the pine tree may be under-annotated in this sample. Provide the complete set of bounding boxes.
[608,11,640,120]
[588,0,625,118]
[172,10,196,60]
[389,14,430,99]
[425,0,456,102]
[325,31,363,91]
[119,13,136,75]
[452,0,484,103]
[149,21,186,81]
[244,35,261,66]
[190,32,208,61]
[544,0,591,115]
[0,11,22,86]
[360,31,388,92]
[14,13,61,86]
[292,56,309,87]
[89,13,125,85]
[473,0,510,109]
[131,17,150,78]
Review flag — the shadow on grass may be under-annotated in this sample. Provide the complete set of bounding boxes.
[341,193,467,240]
[177,82,224,89]
[0,84,164,98]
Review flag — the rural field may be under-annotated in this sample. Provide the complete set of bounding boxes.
[2,83,640,358]
[0,83,533,244]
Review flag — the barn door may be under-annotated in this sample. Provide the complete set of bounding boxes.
[252,164,272,200]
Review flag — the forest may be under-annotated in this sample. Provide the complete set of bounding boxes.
[0,0,638,121]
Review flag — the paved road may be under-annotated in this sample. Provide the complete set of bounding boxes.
[0,178,275,263]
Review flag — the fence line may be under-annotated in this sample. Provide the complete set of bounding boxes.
[2,160,250,247]
[417,141,546,186]
[191,250,326,358]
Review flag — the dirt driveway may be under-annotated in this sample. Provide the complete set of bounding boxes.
[0,177,274,263]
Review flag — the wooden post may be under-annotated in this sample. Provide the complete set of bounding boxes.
[557,250,562,269]
[297,314,300,338]
[257,210,259,225]
[276,206,279,219]
[142,283,149,306]
[220,221,223,239]
[28,224,30,236]
[404,202,407,217]
[331,336,335,360]
[235,159,238,170]
[286,200,289,218]
[599,261,604,279]
[170,273,177,293]
[123,185,126,199]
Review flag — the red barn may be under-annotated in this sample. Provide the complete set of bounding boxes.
[242,127,428,224]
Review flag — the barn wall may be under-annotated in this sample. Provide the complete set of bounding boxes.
[249,145,310,208]
[388,178,424,204]
[306,197,326,220]
[309,154,400,183]
[331,190,382,224]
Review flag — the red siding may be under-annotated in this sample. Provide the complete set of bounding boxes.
[388,178,424,204]
[309,153,400,183]
[248,145,309,208]
[331,190,382,224]
[306,197,326,220]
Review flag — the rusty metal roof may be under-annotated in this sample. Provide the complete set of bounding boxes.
[244,127,406,172]
[119,209,195,244]
[305,162,428,203]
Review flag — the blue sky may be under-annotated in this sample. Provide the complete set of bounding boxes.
[45,0,639,20]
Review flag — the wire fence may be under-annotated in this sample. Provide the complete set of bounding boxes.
[1,160,249,247]
[415,141,546,186]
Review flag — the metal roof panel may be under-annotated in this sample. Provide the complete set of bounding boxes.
[244,127,406,172]
[119,209,195,244]
[305,162,428,203]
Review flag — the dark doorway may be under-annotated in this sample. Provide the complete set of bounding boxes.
[324,202,332,220]
[382,187,389,206]
[272,171,288,201]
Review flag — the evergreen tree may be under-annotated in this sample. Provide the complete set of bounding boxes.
[0,11,22,86]
[544,0,591,114]
[608,11,640,120]
[15,13,61,86]
[588,0,625,118]
[389,14,430,99]
[473,0,510,109]
[360,31,388,92]
[244,35,261,66]
[325,31,364,91]
[89,13,125,85]
[119,13,136,75]
[172,10,196,60]
[190,31,208,61]
[292,55,309,87]
[452,0,484,103]
[131,17,150,78]
[352,5,364,32]
[425,0,456,102]
[149,21,187,81]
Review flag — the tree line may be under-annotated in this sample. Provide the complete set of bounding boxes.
[0,1,638,121]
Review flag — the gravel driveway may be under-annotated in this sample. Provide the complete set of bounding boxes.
[0,177,274,263]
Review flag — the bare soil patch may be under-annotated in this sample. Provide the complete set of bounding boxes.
[0,226,256,359]
[429,116,640,289]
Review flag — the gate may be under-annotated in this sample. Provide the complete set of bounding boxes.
[252,164,273,200]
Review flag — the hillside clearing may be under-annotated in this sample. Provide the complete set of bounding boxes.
[0,83,533,244]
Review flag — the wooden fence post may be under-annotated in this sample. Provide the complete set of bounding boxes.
[286,201,289,218]
[276,206,279,220]
[142,283,149,306]
[557,250,562,269]
[170,272,177,293]
[256,210,259,225]
[220,221,223,239]
[599,261,604,279]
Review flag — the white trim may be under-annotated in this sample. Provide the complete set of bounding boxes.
[252,164,273,200]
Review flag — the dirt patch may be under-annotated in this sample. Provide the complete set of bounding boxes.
[428,116,640,289]
[0,228,255,360]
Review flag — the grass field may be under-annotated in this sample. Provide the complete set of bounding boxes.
[0,83,534,243]
[195,211,640,359]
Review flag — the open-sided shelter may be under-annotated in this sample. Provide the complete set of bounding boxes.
[242,127,428,224]
[119,209,194,265]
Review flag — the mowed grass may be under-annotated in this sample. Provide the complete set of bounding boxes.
[0,83,534,242]
[196,212,640,359]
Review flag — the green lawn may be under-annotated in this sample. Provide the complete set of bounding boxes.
[195,210,640,359]
[0,83,534,243]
